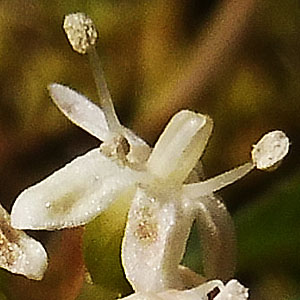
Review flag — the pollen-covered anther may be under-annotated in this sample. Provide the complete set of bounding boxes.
[251,130,289,170]
[63,12,98,54]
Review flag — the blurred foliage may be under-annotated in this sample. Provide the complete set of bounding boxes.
[0,0,299,299]
[0,290,7,300]
[235,171,300,299]
[83,190,135,299]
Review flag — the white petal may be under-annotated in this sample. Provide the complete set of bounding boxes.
[147,110,213,184]
[122,187,194,292]
[193,195,236,281]
[0,204,48,280]
[48,83,112,141]
[11,148,140,230]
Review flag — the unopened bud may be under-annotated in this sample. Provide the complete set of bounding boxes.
[252,130,289,170]
[63,12,98,54]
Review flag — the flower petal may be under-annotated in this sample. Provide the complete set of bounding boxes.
[11,149,140,230]
[193,195,236,281]
[49,83,151,168]
[147,110,213,184]
[0,204,47,280]
[48,83,112,141]
[122,187,194,292]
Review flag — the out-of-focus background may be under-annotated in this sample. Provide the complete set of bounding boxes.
[0,1,299,299]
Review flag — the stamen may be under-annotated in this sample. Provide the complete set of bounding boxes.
[184,130,289,199]
[184,162,254,199]
[63,12,121,134]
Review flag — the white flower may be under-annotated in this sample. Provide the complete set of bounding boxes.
[0,203,47,280]
[9,12,289,294]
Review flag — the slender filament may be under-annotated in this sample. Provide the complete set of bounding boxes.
[87,47,122,134]
[184,162,255,198]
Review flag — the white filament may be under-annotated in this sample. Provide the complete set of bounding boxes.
[183,162,254,199]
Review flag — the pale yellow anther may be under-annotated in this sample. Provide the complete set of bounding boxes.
[252,130,289,170]
[63,12,98,54]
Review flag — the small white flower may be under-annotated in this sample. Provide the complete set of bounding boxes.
[9,12,289,295]
[0,203,47,280]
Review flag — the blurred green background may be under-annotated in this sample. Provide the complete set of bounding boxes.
[0,0,299,299]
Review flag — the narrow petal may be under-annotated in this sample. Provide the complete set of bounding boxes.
[147,110,213,184]
[11,149,140,230]
[0,204,47,280]
[48,83,112,141]
[192,195,236,281]
[49,83,151,168]
[122,187,194,292]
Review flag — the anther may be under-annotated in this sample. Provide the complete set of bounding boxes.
[63,13,98,54]
[252,130,289,170]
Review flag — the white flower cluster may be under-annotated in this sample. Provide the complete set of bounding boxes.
[0,12,290,300]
